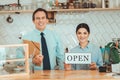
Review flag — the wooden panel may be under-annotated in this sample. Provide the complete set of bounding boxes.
[0,70,118,80]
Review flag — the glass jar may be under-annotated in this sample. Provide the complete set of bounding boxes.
[63,2,68,9]
[42,0,51,10]
[74,1,80,9]
[68,3,74,9]
[58,3,63,9]
[4,5,10,11]
[82,0,90,8]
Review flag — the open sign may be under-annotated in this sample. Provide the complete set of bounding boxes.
[65,53,91,64]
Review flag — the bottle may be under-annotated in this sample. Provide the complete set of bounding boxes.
[17,0,22,10]
[55,0,59,7]
[64,47,71,70]
[105,0,109,8]
[31,0,37,10]
[69,0,74,3]
[109,0,113,8]
[42,0,51,10]
[102,0,105,8]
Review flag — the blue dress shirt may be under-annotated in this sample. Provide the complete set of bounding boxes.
[17,28,64,70]
[70,42,103,70]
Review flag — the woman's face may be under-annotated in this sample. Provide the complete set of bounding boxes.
[76,28,90,44]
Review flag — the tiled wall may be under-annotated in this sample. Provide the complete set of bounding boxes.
[53,11,120,49]
[0,0,120,50]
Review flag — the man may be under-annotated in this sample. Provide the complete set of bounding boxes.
[22,8,64,70]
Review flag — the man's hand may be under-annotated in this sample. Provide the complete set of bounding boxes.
[89,62,97,70]
[32,54,43,66]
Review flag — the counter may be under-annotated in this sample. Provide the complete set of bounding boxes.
[0,70,119,80]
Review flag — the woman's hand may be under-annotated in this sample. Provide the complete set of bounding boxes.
[64,63,71,70]
[89,62,97,70]
[32,54,43,66]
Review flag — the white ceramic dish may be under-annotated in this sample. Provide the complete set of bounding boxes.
[14,68,24,73]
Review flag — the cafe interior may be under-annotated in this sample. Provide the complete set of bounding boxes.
[0,0,120,79]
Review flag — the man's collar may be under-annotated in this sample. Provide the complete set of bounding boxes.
[34,28,47,35]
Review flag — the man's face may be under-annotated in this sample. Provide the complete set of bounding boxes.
[33,11,48,31]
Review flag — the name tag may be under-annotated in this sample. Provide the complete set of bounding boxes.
[65,53,91,64]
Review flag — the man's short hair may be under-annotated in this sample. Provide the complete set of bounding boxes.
[32,8,48,21]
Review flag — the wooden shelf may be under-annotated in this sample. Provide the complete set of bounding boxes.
[1,58,25,62]
[0,44,27,47]
[0,10,57,14]
[0,8,119,24]
[0,8,120,13]
[51,8,120,12]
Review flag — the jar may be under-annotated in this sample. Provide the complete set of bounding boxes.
[58,3,63,9]
[82,0,89,8]
[63,2,68,9]
[74,2,80,9]
[4,5,10,11]
[69,0,74,3]
[0,5,4,11]
[68,3,74,9]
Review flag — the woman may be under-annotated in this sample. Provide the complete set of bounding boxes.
[65,23,103,70]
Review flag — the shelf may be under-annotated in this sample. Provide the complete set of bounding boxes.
[0,44,27,47]
[0,8,119,24]
[1,58,25,62]
[0,10,31,14]
[50,8,120,12]
[0,8,120,13]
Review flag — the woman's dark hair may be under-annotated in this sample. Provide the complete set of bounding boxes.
[76,23,90,34]
[32,8,48,21]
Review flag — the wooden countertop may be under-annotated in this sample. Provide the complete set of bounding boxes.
[0,70,119,80]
